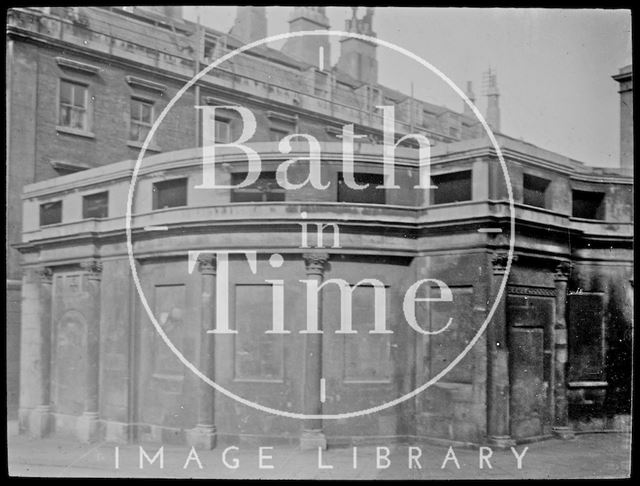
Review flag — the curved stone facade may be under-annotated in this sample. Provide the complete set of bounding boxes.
[17,140,633,446]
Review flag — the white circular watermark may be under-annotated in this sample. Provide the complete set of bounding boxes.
[126,30,515,420]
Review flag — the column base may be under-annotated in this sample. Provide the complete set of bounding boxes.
[76,412,101,443]
[104,420,134,443]
[300,429,327,450]
[187,425,217,450]
[552,426,575,440]
[22,406,53,438]
[487,435,515,449]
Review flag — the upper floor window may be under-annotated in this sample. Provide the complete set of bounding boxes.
[572,189,605,220]
[214,118,231,143]
[338,172,385,205]
[431,170,472,205]
[129,98,154,143]
[152,178,187,210]
[40,201,62,226]
[523,173,551,209]
[59,79,89,131]
[269,127,290,142]
[268,114,296,142]
[82,191,109,219]
[230,172,285,202]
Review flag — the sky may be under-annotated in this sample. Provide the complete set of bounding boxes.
[183,7,631,168]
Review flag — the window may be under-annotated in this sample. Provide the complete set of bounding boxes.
[82,191,108,219]
[269,127,290,142]
[214,118,231,143]
[40,201,62,226]
[129,98,154,142]
[572,189,605,220]
[523,173,551,209]
[59,80,88,131]
[152,178,187,210]
[230,172,285,202]
[337,172,385,204]
[234,285,284,381]
[431,170,472,205]
[268,115,296,142]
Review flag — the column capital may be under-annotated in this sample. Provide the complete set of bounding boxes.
[303,252,329,276]
[554,261,571,282]
[491,251,512,275]
[37,266,54,284]
[197,255,217,275]
[80,259,103,281]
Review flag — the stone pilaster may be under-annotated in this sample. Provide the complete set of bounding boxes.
[19,266,54,437]
[486,251,515,448]
[552,261,575,439]
[76,260,102,442]
[300,252,329,450]
[187,255,218,449]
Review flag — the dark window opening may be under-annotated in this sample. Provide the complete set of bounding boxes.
[523,173,551,209]
[269,127,290,142]
[431,170,472,205]
[338,172,385,205]
[40,201,62,226]
[152,178,187,210]
[572,189,605,220]
[82,191,109,219]
[214,118,231,143]
[230,172,285,202]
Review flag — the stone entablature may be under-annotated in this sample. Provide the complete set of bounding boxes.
[21,141,633,246]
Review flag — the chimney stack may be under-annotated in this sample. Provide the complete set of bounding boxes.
[335,7,378,85]
[281,7,331,69]
[136,6,183,21]
[483,68,501,132]
[612,65,633,170]
[463,81,476,117]
[229,6,267,44]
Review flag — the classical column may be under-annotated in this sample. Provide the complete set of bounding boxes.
[19,266,54,437]
[486,252,515,447]
[552,261,575,439]
[300,252,329,450]
[187,255,217,449]
[76,259,102,442]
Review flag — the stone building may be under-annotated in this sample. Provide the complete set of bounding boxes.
[8,7,633,447]
[6,6,485,417]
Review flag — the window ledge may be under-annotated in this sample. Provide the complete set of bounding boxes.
[568,381,608,388]
[569,216,607,223]
[56,126,95,139]
[232,378,285,384]
[127,140,162,152]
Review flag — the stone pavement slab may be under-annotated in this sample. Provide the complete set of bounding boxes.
[7,427,631,479]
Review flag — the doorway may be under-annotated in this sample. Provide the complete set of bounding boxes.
[507,291,555,440]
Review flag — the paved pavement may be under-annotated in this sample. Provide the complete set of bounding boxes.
[7,423,631,479]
